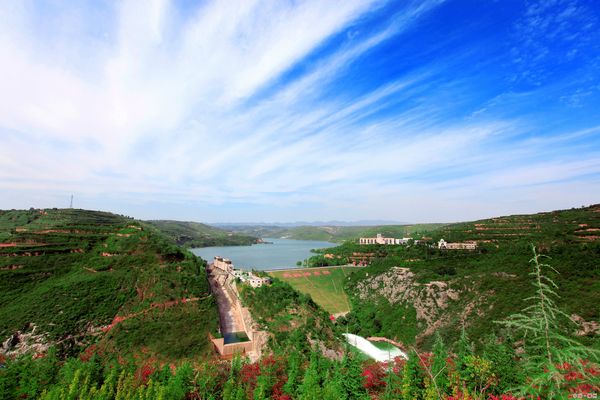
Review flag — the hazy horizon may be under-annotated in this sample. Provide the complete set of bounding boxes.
[1,1,599,222]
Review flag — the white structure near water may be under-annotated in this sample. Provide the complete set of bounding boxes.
[214,256,270,288]
[359,233,411,245]
[343,333,408,362]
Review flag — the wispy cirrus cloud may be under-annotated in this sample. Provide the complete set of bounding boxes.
[0,0,599,222]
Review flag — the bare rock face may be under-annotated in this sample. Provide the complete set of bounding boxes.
[308,338,343,361]
[571,314,600,336]
[355,267,461,334]
[1,324,49,358]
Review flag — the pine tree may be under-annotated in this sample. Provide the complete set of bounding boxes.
[496,245,600,397]
[380,362,401,400]
[482,334,523,394]
[401,351,422,400]
[283,350,301,396]
[163,363,194,400]
[340,353,369,400]
[322,362,346,400]
[431,332,449,396]
[254,373,271,400]
[455,326,473,385]
[234,384,246,400]
[222,378,235,400]
[298,352,323,400]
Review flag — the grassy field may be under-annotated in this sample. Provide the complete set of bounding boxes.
[268,266,359,314]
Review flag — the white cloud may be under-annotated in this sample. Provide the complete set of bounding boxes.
[0,0,598,222]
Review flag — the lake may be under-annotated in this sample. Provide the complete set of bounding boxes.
[191,238,336,270]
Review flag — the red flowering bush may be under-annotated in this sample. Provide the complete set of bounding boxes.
[240,363,261,386]
[361,361,386,391]
[135,363,155,384]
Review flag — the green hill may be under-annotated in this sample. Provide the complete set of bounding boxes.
[225,223,446,243]
[145,220,259,247]
[331,205,600,350]
[0,209,218,362]
[0,206,598,399]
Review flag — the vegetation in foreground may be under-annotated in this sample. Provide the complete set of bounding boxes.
[1,206,599,398]
[1,248,598,398]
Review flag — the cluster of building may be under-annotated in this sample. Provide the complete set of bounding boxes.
[359,234,412,245]
[358,234,477,250]
[437,239,477,250]
[212,256,271,288]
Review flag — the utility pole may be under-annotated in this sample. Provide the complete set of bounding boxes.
[69,195,73,209]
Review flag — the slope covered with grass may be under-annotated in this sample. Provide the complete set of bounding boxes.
[146,219,259,247]
[0,208,218,361]
[307,205,600,350]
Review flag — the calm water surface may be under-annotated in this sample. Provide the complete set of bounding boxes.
[191,238,336,270]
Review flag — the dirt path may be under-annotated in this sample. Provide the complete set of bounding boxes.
[101,297,203,333]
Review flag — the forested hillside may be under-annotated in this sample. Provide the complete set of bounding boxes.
[146,220,259,248]
[1,207,598,398]
[0,209,218,363]
[328,205,600,350]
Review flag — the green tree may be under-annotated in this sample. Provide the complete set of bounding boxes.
[254,373,271,400]
[455,326,473,384]
[322,362,346,400]
[222,378,235,400]
[283,350,301,396]
[381,362,402,400]
[483,334,523,394]
[496,246,600,397]
[431,333,449,396]
[340,353,369,399]
[401,351,422,400]
[298,352,322,400]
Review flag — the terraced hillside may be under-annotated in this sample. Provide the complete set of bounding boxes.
[0,209,218,362]
[146,219,259,247]
[432,205,600,245]
[316,205,600,350]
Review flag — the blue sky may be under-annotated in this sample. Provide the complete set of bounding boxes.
[1,0,599,223]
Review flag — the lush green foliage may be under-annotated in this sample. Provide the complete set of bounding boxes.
[2,333,596,399]
[1,206,599,398]
[0,209,218,360]
[220,223,445,243]
[496,246,600,397]
[145,220,258,248]
[239,279,342,354]
[326,205,600,350]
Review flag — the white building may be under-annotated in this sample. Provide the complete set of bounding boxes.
[438,239,477,250]
[359,234,412,245]
[215,257,271,288]
[248,276,271,288]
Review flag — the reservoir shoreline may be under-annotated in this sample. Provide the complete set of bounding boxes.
[191,238,336,270]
